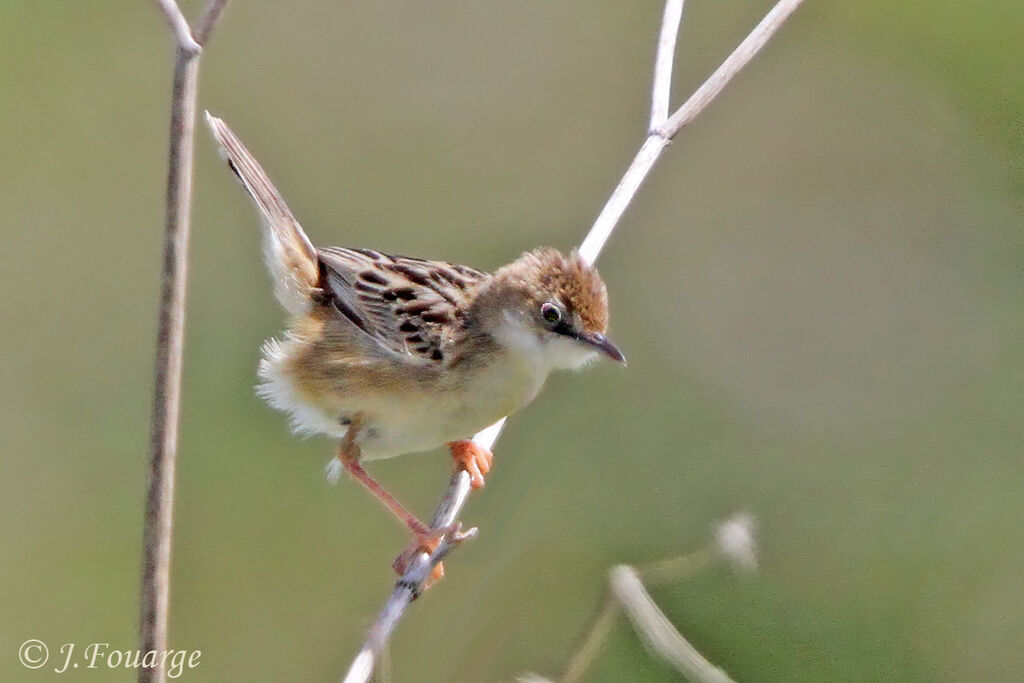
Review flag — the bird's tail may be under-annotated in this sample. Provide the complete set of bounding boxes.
[205,112,318,316]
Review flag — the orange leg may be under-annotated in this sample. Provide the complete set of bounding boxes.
[448,440,494,489]
[345,457,445,586]
[340,449,446,585]
[340,456,434,539]
[335,416,433,541]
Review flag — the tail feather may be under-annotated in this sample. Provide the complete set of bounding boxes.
[205,112,318,315]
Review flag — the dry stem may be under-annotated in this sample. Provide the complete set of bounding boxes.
[139,2,228,682]
[610,565,736,683]
[554,513,757,683]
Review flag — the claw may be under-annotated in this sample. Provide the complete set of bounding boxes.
[448,440,494,489]
[393,533,445,587]
[392,522,469,590]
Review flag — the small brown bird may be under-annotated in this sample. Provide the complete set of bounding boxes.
[206,113,624,569]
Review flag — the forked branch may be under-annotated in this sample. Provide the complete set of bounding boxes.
[342,1,803,680]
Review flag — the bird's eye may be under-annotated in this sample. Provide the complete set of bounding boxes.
[541,302,562,324]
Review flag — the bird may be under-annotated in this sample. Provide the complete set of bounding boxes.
[205,113,624,576]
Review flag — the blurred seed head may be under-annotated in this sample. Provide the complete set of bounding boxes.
[714,512,758,572]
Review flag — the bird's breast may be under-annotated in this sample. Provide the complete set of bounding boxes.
[360,349,546,459]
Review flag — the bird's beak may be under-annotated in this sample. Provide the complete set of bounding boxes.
[579,332,627,364]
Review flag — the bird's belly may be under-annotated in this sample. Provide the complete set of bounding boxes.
[260,333,546,458]
[361,357,543,460]
[360,400,494,460]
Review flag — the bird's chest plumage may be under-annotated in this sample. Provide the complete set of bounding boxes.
[359,350,545,459]
[259,325,550,459]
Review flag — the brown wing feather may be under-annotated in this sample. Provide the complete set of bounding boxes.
[317,247,487,363]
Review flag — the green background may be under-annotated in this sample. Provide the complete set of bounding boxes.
[3,1,1022,681]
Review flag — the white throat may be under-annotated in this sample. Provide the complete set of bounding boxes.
[492,312,598,376]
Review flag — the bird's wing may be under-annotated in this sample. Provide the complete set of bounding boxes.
[317,247,487,363]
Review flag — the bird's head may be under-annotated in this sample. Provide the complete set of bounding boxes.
[473,248,625,370]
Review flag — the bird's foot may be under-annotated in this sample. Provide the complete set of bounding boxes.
[393,539,444,586]
[448,440,493,489]
[392,523,460,587]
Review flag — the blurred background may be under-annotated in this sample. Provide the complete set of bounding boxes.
[3,1,1022,681]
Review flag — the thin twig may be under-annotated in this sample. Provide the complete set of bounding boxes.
[139,48,199,683]
[635,546,715,584]
[139,2,228,683]
[611,566,736,683]
[560,596,619,683]
[650,0,685,129]
[341,472,475,683]
[342,1,801,679]
[659,0,804,139]
[548,514,759,682]
[577,134,668,265]
[194,0,230,46]
[556,535,741,683]
[581,0,805,263]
